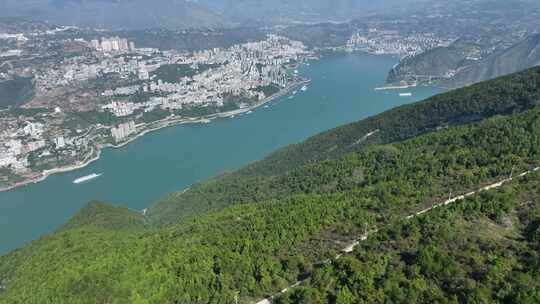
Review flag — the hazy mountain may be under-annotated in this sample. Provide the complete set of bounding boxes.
[388,33,540,88]
[448,33,540,87]
[386,38,478,85]
[0,0,225,29]
[196,0,439,24]
[0,0,448,30]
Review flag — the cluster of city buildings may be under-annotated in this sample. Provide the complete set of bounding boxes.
[111,121,136,142]
[89,37,135,53]
[0,33,28,41]
[0,120,67,172]
[0,34,308,181]
[100,35,307,118]
[35,53,144,88]
[346,29,454,58]
[0,95,101,177]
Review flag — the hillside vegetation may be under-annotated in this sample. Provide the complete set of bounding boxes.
[388,34,540,89]
[450,33,540,88]
[147,67,540,226]
[1,68,540,303]
[277,172,540,304]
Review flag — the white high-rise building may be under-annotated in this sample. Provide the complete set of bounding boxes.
[101,39,113,52]
[90,39,100,50]
[111,39,120,51]
[138,67,149,80]
[119,38,129,52]
[111,121,136,142]
[54,136,66,149]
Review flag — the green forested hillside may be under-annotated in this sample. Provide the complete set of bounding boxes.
[147,67,540,225]
[60,201,146,232]
[276,173,540,304]
[1,88,540,303]
[239,66,540,177]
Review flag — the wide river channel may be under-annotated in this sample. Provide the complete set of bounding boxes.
[0,52,442,254]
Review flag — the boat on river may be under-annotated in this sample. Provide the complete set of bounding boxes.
[73,173,102,184]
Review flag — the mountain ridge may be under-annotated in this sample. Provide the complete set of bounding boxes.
[448,33,540,87]
[0,0,226,30]
[388,33,540,89]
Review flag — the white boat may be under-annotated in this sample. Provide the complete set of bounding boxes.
[246,111,253,114]
[399,92,412,97]
[301,85,308,92]
[288,95,294,99]
[293,91,297,95]
[263,105,269,108]
[73,173,102,184]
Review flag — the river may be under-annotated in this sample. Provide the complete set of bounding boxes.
[0,52,442,254]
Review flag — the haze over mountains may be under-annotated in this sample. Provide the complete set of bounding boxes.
[0,0,225,29]
[0,0,447,29]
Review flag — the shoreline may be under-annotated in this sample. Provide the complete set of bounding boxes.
[374,84,417,91]
[0,79,308,193]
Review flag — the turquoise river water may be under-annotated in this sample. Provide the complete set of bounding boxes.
[0,53,442,254]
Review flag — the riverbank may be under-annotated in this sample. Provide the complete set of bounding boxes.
[0,147,102,192]
[374,83,417,90]
[106,78,309,150]
[0,79,308,193]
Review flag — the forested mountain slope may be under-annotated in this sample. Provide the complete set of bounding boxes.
[1,82,540,303]
[386,38,474,85]
[276,171,540,304]
[147,67,540,226]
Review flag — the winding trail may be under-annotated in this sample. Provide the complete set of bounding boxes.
[255,166,540,304]
[349,129,380,147]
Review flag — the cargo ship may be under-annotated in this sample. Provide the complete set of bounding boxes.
[73,173,102,184]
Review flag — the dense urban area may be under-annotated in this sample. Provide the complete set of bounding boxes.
[0,29,310,189]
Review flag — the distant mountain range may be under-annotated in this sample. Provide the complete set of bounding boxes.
[0,0,225,29]
[0,0,441,30]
